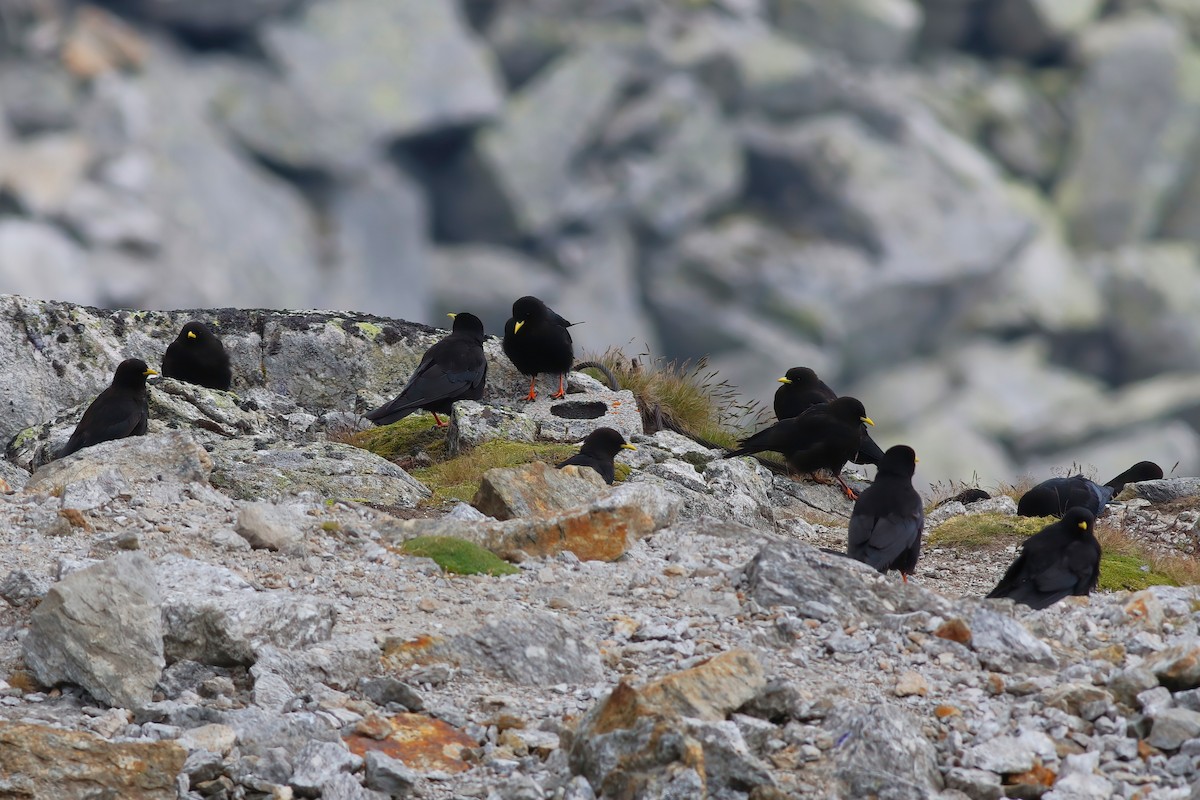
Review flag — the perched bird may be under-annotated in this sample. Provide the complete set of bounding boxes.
[161,320,233,391]
[1017,461,1163,518]
[365,312,487,428]
[986,507,1101,610]
[58,359,157,459]
[724,396,875,499]
[557,427,637,485]
[848,445,923,582]
[774,366,883,466]
[503,296,574,401]
[938,488,991,507]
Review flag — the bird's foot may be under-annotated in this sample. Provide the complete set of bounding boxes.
[550,375,566,399]
[432,413,449,428]
[524,377,538,402]
[835,474,858,501]
[901,573,909,585]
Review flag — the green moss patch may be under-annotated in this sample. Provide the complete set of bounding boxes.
[927,513,1053,549]
[1098,553,1177,592]
[400,536,519,576]
[344,415,449,462]
[410,439,578,505]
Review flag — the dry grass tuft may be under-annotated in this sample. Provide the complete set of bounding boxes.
[1095,522,1200,589]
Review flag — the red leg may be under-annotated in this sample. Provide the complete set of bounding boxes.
[901,573,908,584]
[551,373,566,400]
[524,375,538,402]
[836,474,858,501]
[432,412,448,428]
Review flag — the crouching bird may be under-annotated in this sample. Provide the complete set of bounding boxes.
[161,320,232,391]
[557,427,636,485]
[1017,461,1163,518]
[986,507,1101,610]
[365,312,487,428]
[58,358,157,459]
[848,445,923,582]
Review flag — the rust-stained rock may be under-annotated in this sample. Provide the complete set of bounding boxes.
[345,713,474,774]
[0,721,185,799]
[472,461,608,520]
[61,6,147,79]
[1122,590,1165,630]
[1144,643,1200,691]
[934,617,971,645]
[383,482,680,562]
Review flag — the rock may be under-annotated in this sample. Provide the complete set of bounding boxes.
[945,767,1004,800]
[385,482,679,562]
[964,728,1057,774]
[741,539,951,622]
[0,61,78,134]
[261,0,503,145]
[251,635,381,693]
[343,713,474,774]
[209,439,430,507]
[178,723,237,756]
[1144,642,1200,691]
[429,246,561,336]
[1131,477,1200,504]
[446,401,539,454]
[894,670,929,697]
[156,555,337,666]
[1043,751,1112,800]
[602,74,742,236]
[981,0,1102,60]
[0,133,92,215]
[0,568,49,607]
[364,750,418,797]
[321,772,389,800]
[235,502,308,552]
[969,608,1057,672]
[1053,14,1200,249]
[455,385,644,448]
[443,611,604,685]
[0,220,98,307]
[769,0,924,64]
[126,0,293,34]
[290,740,364,796]
[831,705,944,797]
[597,650,765,723]
[1149,708,1200,750]
[0,721,185,799]
[436,47,630,241]
[472,461,609,520]
[22,431,213,508]
[222,707,341,760]
[23,553,164,709]
[359,677,425,711]
[61,182,162,250]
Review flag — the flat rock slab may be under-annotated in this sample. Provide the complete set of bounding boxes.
[473,461,608,520]
[345,713,475,775]
[208,439,429,506]
[0,721,185,799]
[438,611,604,686]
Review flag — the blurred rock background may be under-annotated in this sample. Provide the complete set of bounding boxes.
[2,0,1200,487]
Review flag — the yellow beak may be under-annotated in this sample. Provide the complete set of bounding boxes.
[621,443,637,451]
[914,457,920,463]
[861,417,875,426]
[447,313,457,320]
[187,331,197,339]
[513,320,525,333]
[777,377,792,384]
[1078,521,1088,530]
[144,368,159,376]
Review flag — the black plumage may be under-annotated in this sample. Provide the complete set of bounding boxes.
[366,312,487,428]
[557,427,636,485]
[502,296,574,401]
[848,445,923,581]
[161,320,233,391]
[774,366,883,466]
[986,507,1101,610]
[1017,461,1163,518]
[725,396,875,499]
[58,359,156,459]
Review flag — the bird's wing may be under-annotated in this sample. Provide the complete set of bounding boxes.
[855,513,921,572]
[63,392,143,453]
[986,552,1029,598]
[726,420,793,457]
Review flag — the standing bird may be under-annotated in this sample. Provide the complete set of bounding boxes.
[986,507,1101,610]
[774,366,884,466]
[848,445,923,582]
[366,313,487,428]
[58,359,157,459]
[724,396,875,499]
[503,296,574,401]
[557,427,637,485]
[161,320,233,391]
[1017,461,1163,518]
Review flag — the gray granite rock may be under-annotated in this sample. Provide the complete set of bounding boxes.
[250,635,380,693]
[970,608,1057,671]
[445,611,603,685]
[23,553,164,709]
[289,740,363,796]
[770,0,924,64]
[831,704,944,797]
[235,502,308,553]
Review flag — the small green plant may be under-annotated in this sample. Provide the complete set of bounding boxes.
[320,521,341,532]
[399,536,519,576]
[411,439,577,505]
[1098,553,1176,592]
[927,512,1051,549]
[333,415,448,462]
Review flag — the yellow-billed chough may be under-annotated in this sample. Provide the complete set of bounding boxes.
[848,445,923,582]
[724,395,875,499]
[557,427,636,485]
[161,320,232,391]
[986,507,1100,610]
[58,358,157,459]
[774,366,883,466]
[503,296,574,401]
[366,312,487,428]
[1016,461,1163,518]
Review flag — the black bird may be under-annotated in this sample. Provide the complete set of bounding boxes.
[848,445,923,582]
[724,396,875,499]
[366,312,487,428]
[1017,461,1163,518]
[58,359,156,459]
[774,366,883,466]
[161,320,233,391]
[938,488,991,507]
[503,296,574,401]
[986,507,1101,610]
[557,427,637,485]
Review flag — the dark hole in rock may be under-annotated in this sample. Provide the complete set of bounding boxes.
[550,401,607,420]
